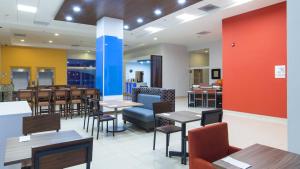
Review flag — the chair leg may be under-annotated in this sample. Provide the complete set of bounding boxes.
[101,121,104,131]
[112,120,115,137]
[83,111,87,129]
[86,116,90,132]
[166,134,170,157]
[97,120,100,140]
[153,130,157,150]
[91,117,95,136]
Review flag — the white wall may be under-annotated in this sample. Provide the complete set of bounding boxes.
[67,50,96,60]
[287,0,300,154]
[125,62,151,86]
[124,44,190,97]
[188,40,222,84]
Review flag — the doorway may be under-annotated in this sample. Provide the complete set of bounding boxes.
[37,68,54,86]
[11,68,30,91]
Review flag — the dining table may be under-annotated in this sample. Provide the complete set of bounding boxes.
[213,144,300,169]
[100,100,143,132]
[3,130,83,167]
[156,111,202,165]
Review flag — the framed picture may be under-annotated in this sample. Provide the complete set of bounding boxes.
[211,69,221,79]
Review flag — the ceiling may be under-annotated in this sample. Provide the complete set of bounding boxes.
[55,0,202,30]
[0,0,285,52]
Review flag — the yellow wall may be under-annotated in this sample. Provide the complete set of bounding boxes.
[0,46,67,85]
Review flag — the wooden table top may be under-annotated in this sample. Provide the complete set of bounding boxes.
[99,100,143,109]
[213,144,300,169]
[156,111,201,124]
[4,130,82,166]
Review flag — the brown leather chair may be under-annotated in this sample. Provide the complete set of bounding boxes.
[31,137,93,169]
[36,89,52,115]
[152,102,181,157]
[22,114,60,135]
[188,123,241,169]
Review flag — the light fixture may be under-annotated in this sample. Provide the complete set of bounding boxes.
[144,27,164,34]
[65,16,73,21]
[137,18,144,24]
[49,40,53,43]
[205,50,209,53]
[154,9,162,16]
[124,25,130,30]
[54,33,60,36]
[20,39,25,42]
[226,0,253,8]
[153,37,158,41]
[73,6,81,12]
[176,13,199,23]
[87,50,90,53]
[17,4,37,13]
[177,0,186,5]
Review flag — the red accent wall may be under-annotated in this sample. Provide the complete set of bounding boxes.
[222,2,287,118]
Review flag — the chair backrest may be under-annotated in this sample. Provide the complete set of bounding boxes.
[188,122,230,163]
[85,88,98,99]
[23,114,61,135]
[37,89,51,100]
[32,137,93,169]
[70,89,81,99]
[18,90,33,101]
[54,89,68,101]
[153,101,172,115]
[138,94,161,110]
[201,109,223,126]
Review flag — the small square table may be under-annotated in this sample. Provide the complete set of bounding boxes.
[4,130,83,167]
[156,111,202,165]
[100,100,143,132]
[213,144,300,169]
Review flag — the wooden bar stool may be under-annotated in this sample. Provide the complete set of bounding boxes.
[36,89,52,115]
[53,89,69,117]
[69,89,82,119]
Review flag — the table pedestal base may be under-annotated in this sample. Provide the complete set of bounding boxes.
[169,151,189,165]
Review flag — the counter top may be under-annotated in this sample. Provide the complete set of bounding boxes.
[0,101,32,116]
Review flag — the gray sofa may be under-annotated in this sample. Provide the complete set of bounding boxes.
[122,87,175,131]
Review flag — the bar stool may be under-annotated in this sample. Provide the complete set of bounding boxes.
[194,90,205,107]
[36,89,52,115]
[69,89,82,119]
[53,89,69,117]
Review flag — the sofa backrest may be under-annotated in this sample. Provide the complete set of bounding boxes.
[137,94,161,110]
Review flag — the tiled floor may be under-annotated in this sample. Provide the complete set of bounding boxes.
[63,98,287,169]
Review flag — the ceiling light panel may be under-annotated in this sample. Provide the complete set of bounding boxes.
[144,27,164,34]
[226,0,253,9]
[176,13,200,23]
[17,4,37,13]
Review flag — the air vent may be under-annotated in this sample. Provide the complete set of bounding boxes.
[71,44,80,47]
[33,20,50,26]
[198,4,219,12]
[14,33,26,37]
[197,31,211,35]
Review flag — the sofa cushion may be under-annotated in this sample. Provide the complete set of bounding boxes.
[137,94,161,110]
[123,107,154,123]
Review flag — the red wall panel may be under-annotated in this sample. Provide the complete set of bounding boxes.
[222,2,287,118]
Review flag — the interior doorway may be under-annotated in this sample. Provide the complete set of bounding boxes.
[11,68,30,91]
[37,68,54,86]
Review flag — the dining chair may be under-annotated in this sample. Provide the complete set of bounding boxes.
[194,90,205,107]
[31,137,93,169]
[53,89,68,117]
[188,123,241,169]
[23,114,60,135]
[69,89,82,119]
[82,95,92,129]
[36,89,52,115]
[90,99,116,139]
[206,89,217,108]
[17,90,34,113]
[201,109,223,126]
[153,102,181,157]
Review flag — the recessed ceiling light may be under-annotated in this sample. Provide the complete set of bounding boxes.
[20,39,25,42]
[154,9,162,16]
[17,4,37,13]
[54,33,60,36]
[73,6,81,12]
[153,37,158,41]
[124,25,130,30]
[65,16,73,21]
[87,50,90,53]
[137,18,144,24]
[144,27,164,34]
[49,40,53,43]
[176,13,199,23]
[177,0,186,5]
[205,50,209,53]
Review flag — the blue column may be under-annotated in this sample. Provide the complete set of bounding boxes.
[96,17,123,98]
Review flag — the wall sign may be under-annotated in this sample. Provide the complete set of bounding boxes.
[275,65,286,78]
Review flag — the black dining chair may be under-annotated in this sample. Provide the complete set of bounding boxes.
[153,102,181,157]
[201,109,223,126]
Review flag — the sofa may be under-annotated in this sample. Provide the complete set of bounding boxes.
[122,87,175,131]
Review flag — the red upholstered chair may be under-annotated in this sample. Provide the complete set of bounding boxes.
[188,122,241,169]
